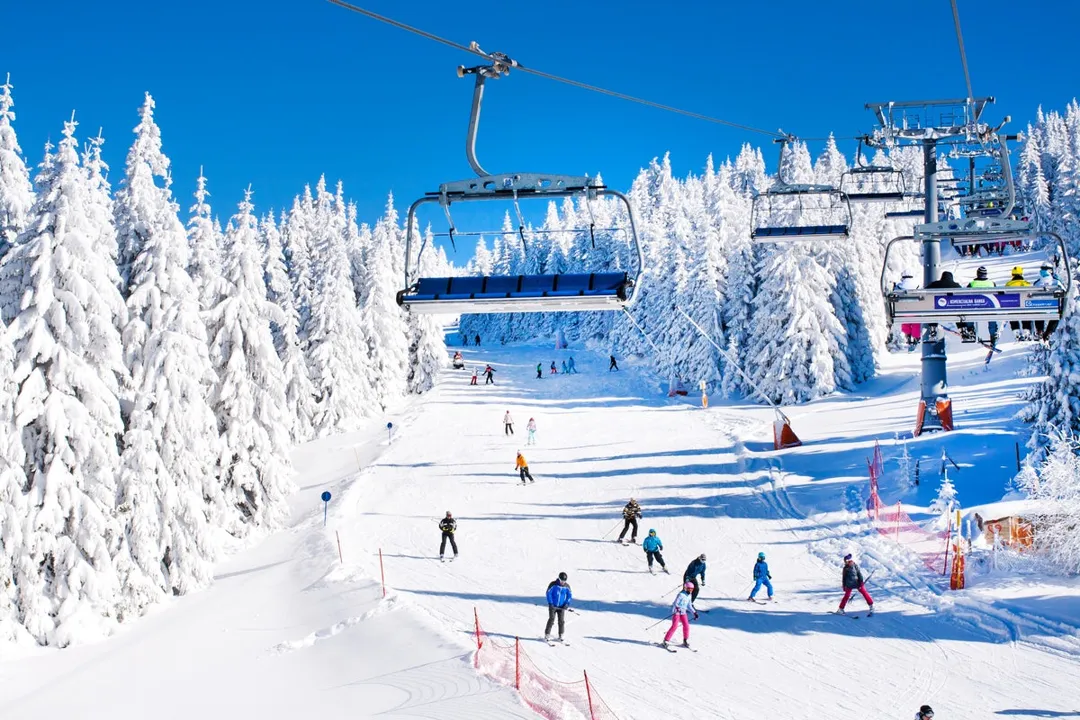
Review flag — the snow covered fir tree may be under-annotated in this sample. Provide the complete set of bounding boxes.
[0,82,447,645]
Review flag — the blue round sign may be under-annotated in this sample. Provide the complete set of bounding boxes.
[387,422,393,429]
[321,491,332,503]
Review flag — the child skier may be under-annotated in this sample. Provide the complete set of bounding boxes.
[550,361,557,375]
[484,365,496,384]
[617,498,642,543]
[561,360,568,374]
[661,581,698,649]
[470,367,479,385]
[503,410,514,435]
[438,511,458,560]
[544,572,572,642]
[609,354,619,371]
[526,418,537,446]
[838,553,874,615]
[642,529,668,573]
[515,452,535,484]
[748,552,773,601]
[683,554,706,602]
[567,356,577,373]
[914,705,934,719]
[536,362,543,379]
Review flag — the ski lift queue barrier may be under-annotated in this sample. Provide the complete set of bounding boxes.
[473,608,620,720]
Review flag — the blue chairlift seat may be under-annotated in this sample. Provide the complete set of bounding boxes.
[752,224,849,240]
[397,272,631,314]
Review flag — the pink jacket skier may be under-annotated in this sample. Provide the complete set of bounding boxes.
[661,582,698,649]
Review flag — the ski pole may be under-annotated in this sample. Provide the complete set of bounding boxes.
[644,613,673,631]
[601,520,622,540]
[659,583,682,599]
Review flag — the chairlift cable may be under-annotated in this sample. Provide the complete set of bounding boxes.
[949,0,975,101]
[327,0,786,139]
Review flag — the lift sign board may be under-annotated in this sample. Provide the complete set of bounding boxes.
[933,293,1020,310]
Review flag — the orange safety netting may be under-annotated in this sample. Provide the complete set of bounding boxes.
[865,442,952,575]
[472,609,620,720]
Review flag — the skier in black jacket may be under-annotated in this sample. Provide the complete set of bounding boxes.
[438,511,458,560]
[683,554,707,602]
[617,498,642,543]
[838,553,874,615]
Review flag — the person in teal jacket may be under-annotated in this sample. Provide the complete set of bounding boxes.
[642,529,669,573]
[748,552,774,601]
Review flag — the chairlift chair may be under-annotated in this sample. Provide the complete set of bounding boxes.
[839,137,908,203]
[396,48,644,315]
[881,219,1071,326]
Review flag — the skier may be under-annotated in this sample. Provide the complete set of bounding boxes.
[452,351,465,369]
[544,572,572,642]
[926,270,961,289]
[561,360,568,374]
[838,553,874,615]
[438,511,458,561]
[550,361,558,375]
[461,332,469,347]
[515,451,535,484]
[617,498,642,544]
[965,266,999,345]
[896,272,921,350]
[484,364,496,384]
[1005,266,1033,340]
[683,554,706,602]
[567,356,577,373]
[748,552,773,601]
[503,410,514,436]
[660,581,698,650]
[470,367,479,386]
[609,354,619,371]
[914,705,934,720]
[1034,263,1061,338]
[642,529,668,573]
[536,362,543,380]
[526,417,537,446]
[475,333,481,347]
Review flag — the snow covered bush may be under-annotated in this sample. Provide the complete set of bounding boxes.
[1015,431,1080,574]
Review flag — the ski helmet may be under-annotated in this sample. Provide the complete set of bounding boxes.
[976,266,989,279]
[648,529,656,535]
[684,581,695,591]
[844,553,853,562]
[918,705,934,719]
[1011,265,1024,277]
[558,572,568,582]
[757,552,766,560]
[698,553,707,561]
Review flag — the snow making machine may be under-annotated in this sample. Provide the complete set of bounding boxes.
[396,45,644,315]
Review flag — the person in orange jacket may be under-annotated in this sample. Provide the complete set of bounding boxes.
[515,451,535,485]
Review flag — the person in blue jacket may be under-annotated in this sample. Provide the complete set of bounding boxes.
[748,552,773,601]
[544,572,572,642]
[642,529,669,573]
[683,554,706,602]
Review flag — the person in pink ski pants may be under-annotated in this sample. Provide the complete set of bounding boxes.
[838,554,874,615]
[662,582,699,648]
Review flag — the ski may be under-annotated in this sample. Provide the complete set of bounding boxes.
[654,642,677,653]
[833,611,860,619]
[941,324,1002,353]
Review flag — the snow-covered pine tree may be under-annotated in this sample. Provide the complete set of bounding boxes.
[361,196,411,409]
[930,469,958,515]
[0,115,128,645]
[116,106,223,608]
[0,323,27,643]
[186,170,225,313]
[208,189,293,535]
[745,242,850,405]
[1015,430,1080,573]
[81,130,122,294]
[0,74,33,259]
[304,185,372,434]
[114,93,170,295]
[283,186,316,345]
[262,211,315,443]
[407,225,447,394]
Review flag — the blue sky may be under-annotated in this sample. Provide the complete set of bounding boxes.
[3,0,1078,263]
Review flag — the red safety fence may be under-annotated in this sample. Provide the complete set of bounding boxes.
[865,442,952,575]
[472,608,620,720]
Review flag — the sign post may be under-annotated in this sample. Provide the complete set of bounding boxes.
[321,490,332,527]
[387,421,394,444]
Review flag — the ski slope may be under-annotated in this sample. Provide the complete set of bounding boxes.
[338,337,1080,719]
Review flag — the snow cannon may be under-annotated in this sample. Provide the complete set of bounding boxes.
[914,397,954,436]
[772,412,802,451]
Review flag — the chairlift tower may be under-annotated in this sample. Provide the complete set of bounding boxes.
[866,98,996,433]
